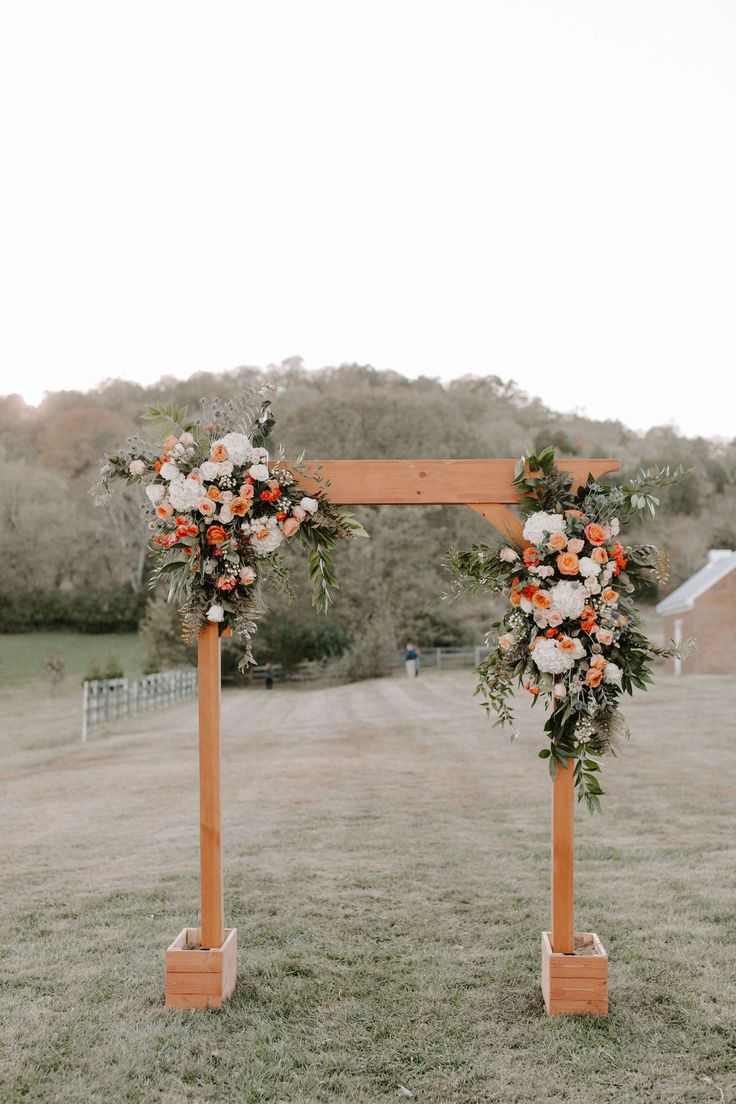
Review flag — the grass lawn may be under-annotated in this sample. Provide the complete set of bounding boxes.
[0,631,143,685]
[1,670,734,1103]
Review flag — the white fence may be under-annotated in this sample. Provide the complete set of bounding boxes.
[399,646,491,669]
[81,668,198,741]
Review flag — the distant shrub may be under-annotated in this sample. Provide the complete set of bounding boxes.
[138,593,195,674]
[84,653,125,681]
[42,653,66,690]
[336,610,397,682]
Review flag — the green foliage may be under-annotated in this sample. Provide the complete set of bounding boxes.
[84,652,126,681]
[138,592,196,674]
[257,612,349,672]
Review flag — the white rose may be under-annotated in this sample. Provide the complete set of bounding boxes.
[146,484,165,504]
[219,507,234,524]
[248,463,270,481]
[603,662,622,684]
[129,459,146,476]
[207,604,224,623]
[578,557,601,578]
[300,496,319,514]
[199,461,219,480]
[160,461,180,481]
[499,547,519,563]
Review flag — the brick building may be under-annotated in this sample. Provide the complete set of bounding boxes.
[657,549,736,676]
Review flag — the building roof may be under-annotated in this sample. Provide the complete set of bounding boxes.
[657,549,736,616]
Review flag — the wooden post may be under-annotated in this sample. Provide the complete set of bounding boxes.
[551,758,575,953]
[198,623,225,949]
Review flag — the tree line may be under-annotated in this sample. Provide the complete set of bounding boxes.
[1,362,733,672]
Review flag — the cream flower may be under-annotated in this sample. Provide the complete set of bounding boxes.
[206,604,224,622]
[146,484,165,504]
[499,547,519,563]
[129,459,146,476]
[300,496,319,514]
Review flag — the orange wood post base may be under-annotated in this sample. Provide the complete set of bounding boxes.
[541,931,608,1016]
[165,927,237,1010]
[165,623,236,1010]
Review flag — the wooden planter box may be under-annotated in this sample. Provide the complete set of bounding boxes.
[165,927,237,1010]
[541,931,608,1016]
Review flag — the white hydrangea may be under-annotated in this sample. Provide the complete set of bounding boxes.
[146,484,165,505]
[213,433,252,465]
[603,662,622,684]
[549,580,587,620]
[522,511,565,546]
[532,638,576,675]
[169,476,206,512]
[578,556,601,578]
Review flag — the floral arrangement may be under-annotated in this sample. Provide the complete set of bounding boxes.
[449,447,689,811]
[99,394,365,667]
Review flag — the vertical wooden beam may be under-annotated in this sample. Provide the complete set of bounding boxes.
[198,623,225,949]
[551,759,575,953]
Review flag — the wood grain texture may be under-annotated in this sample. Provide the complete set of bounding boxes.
[551,759,575,954]
[165,928,237,1011]
[198,625,225,949]
[295,459,621,505]
[541,931,608,1016]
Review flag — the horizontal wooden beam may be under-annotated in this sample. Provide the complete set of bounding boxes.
[295,459,621,505]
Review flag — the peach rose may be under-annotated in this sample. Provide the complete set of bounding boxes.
[556,552,580,576]
[591,655,607,670]
[565,509,586,519]
[239,566,257,585]
[291,505,307,522]
[601,588,618,604]
[128,459,146,476]
[163,434,178,452]
[567,538,584,554]
[498,633,516,650]
[282,517,301,537]
[558,636,576,652]
[206,524,227,545]
[230,497,250,517]
[198,499,216,515]
[547,610,563,628]
[586,668,604,687]
[595,627,613,645]
[238,483,255,501]
[548,532,567,552]
[532,590,552,609]
[510,590,522,606]
[211,444,229,462]
[584,523,608,546]
[155,502,173,518]
[207,485,221,501]
[591,547,609,564]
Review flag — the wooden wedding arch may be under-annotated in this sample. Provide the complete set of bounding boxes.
[164,457,621,1015]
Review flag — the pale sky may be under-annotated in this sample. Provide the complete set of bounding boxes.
[1,2,734,438]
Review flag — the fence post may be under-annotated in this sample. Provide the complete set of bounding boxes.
[81,681,89,742]
[436,647,442,669]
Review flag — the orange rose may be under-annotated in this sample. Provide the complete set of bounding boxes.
[590,655,607,670]
[216,576,237,591]
[206,525,227,546]
[211,444,228,462]
[601,588,618,604]
[155,502,173,518]
[591,547,608,564]
[584,523,608,546]
[282,517,301,537]
[558,636,576,652]
[581,604,596,622]
[548,532,567,552]
[565,509,586,519]
[532,590,552,609]
[556,552,580,576]
[230,497,250,517]
[586,668,604,687]
[510,590,522,606]
[523,546,540,567]
[525,684,540,695]
[207,485,221,501]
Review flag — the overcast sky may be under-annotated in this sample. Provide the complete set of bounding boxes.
[0,2,733,437]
